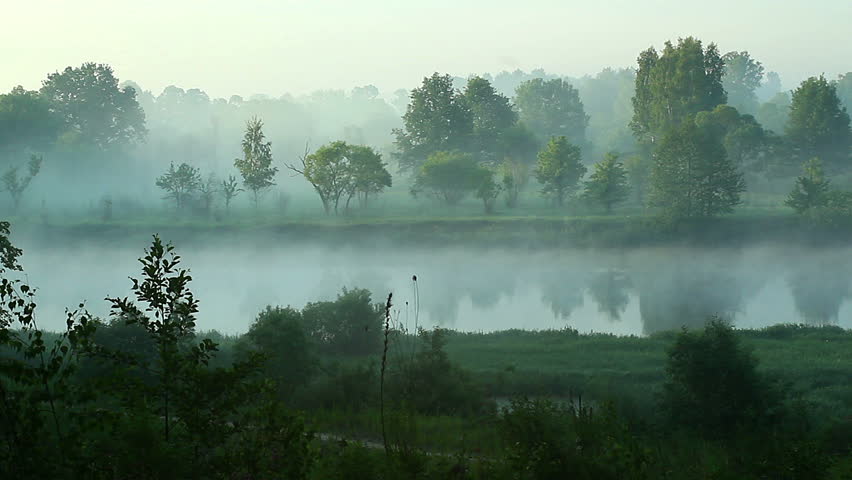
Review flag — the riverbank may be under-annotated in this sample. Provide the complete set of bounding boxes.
[11,212,851,249]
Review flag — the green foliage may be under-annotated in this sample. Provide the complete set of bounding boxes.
[695,104,768,170]
[242,306,316,394]
[234,116,278,207]
[474,167,501,214]
[499,398,649,480]
[288,141,391,214]
[583,152,629,213]
[722,51,765,114]
[834,72,852,113]
[756,91,791,135]
[463,76,518,164]
[411,151,491,205]
[515,78,589,146]
[661,318,781,438]
[631,37,726,143]
[786,158,830,214]
[388,328,493,417]
[649,120,745,219]
[809,190,852,229]
[499,158,528,208]
[1,154,42,210]
[39,62,146,149]
[393,73,472,171]
[155,162,201,210]
[786,76,851,168]
[0,86,61,154]
[624,154,651,204]
[534,136,586,206]
[302,287,384,356]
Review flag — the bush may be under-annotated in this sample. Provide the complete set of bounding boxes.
[302,287,384,356]
[660,317,782,438]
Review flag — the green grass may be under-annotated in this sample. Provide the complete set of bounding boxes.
[442,326,852,421]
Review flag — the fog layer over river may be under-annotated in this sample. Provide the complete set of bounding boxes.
[16,234,852,335]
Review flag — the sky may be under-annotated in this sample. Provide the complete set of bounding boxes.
[1,0,850,99]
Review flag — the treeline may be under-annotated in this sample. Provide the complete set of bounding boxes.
[1,40,851,222]
[1,221,850,478]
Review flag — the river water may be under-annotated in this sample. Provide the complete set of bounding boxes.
[14,233,852,335]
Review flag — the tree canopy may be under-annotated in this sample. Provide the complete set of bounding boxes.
[514,78,588,146]
[411,151,490,205]
[39,62,147,150]
[234,117,278,207]
[631,37,726,144]
[722,51,764,115]
[393,73,472,171]
[534,136,587,206]
[583,152,629,213]
[786,75,851,168]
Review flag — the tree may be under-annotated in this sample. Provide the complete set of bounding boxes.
[785,158,830,214]
[39,62,146,149]
[756,92,791,135]
[514,78,588,146]
[197,173,218,214]
[301,287,383,356]
[583,152,629,213]
[221,175,242,212]
[648,121,745,219]
[624,154,651,204]
[786,76,851,168]
[722,51,764,115]
[156,162,201,210]
[631,37,726,144]
[475,167,501,214]
[534,137,587,206]
[242,306,315,394]
[463,76,518,163]
[411,151,489,205]
[234,117,278,207]
[348,144,392,208]
[393,73,472,171]
[1,154,42,211]
[287,141,351,215]
[661,318,779,438]
[695,105,767,170]
[287,142,392,214]
[0,86,61,156]
[500,158,528,208]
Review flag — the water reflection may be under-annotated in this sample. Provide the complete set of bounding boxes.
[15,237,852,335]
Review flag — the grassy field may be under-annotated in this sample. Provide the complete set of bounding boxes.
[442,326,852,421]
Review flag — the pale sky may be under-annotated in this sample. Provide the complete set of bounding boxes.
[2,0,850,99]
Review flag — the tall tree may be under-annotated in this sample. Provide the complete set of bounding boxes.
[583,152,629,213]
[722,51,764,115]
[534,136,587,206]
[756,92,791,135]
[785,158,830,214]
[649,121,745,219]
[786,76,851,168]
[155,162,201,210]
[463,76,518,164]
[39,63,146,149]
[631,37,727,144]
[234,117,278,208]
[393,73,472,171]
[515,78,588,146]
